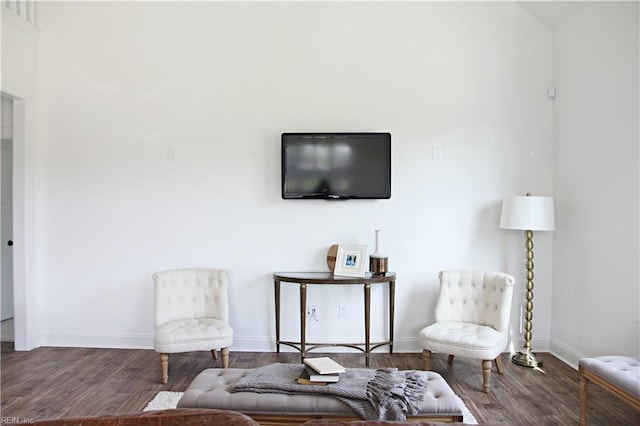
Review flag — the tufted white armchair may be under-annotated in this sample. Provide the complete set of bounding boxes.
[418,270,515,392]
[153,268,233,384]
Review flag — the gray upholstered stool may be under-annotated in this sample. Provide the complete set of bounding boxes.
[579,356,640,425]
[178,368,464,424]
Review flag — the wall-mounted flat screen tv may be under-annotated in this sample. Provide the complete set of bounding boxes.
[281,132,391,200]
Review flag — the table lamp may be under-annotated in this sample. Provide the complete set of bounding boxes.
[499,193,555,368]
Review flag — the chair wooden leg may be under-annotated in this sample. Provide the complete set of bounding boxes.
[211,349,218,360]
[159,353,169,384]
[579,368,588,426]
[495,355,504,374]
[221,347,229,368]
[482,359,491,393]
[422,349,432,370]
[448,354,455,365]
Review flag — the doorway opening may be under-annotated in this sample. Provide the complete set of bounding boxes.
[1,95,14,343]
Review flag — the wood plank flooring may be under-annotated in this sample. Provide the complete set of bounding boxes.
[1,343,638,424]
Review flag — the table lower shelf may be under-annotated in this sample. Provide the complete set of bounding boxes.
[277,340,393,365]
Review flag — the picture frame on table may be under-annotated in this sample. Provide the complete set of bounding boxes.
[334,244,368,277]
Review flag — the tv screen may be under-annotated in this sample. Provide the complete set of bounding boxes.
[281,133,391,200]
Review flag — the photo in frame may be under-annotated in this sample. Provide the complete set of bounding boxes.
[334,244,368,277]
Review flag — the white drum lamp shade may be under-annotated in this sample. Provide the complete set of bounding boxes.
[500,196,555,231]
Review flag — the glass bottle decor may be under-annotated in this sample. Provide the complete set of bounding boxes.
[369,229,388,275]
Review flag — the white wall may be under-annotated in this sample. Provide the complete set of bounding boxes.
[551,1,640,365]
[34,1,555,352]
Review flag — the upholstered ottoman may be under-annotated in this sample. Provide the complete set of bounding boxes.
[579,356,640,425]
[178,367,464,424]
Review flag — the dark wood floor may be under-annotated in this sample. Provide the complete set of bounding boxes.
[1,343,638,424]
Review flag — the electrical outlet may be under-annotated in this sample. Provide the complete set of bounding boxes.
[307,305,317,317]
[339,304,349,318]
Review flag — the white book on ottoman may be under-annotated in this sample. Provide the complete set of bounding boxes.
[303,357,346,375]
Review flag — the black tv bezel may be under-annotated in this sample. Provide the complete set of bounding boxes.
[281,132,391,200]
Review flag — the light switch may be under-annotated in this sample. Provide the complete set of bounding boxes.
[432,146,442,161]
[167,147,176,161]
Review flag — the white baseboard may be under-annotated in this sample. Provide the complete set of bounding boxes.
[549,338,585,369]
[40,331,153,349]
[507,336,550,353]
[36,333,424,352]
[36,333,570,366]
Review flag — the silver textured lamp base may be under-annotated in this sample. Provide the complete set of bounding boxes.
[512,347,543,368]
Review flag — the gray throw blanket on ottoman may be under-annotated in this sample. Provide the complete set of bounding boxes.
[231,363,427,421]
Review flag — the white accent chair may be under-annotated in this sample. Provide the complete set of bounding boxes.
[153,268,233,384]
[418,270,515,392]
